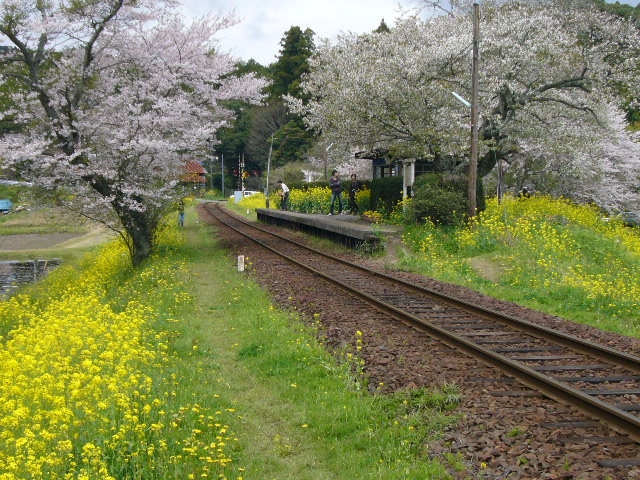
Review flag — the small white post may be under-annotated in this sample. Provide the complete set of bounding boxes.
[237,255,245,272]
[402,158,416,210]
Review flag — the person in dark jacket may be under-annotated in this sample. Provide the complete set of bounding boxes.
[348,173,360,214]
[329,170,342,215]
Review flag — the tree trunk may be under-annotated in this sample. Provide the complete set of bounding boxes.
[121,207,157,267]
[129,222,153,267]
[109,195,158,267]
[87,176,159,267]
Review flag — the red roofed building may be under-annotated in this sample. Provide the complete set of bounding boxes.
[182,161,207,186]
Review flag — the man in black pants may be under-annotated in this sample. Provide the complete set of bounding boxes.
[348,173,360,214]
[277,180,290,210]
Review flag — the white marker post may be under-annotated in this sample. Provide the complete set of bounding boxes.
[237,255,245,272]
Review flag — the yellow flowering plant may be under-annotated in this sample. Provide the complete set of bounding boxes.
[0,224,240,479]
[402,195,640,328]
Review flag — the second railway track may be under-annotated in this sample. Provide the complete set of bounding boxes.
[204,201,640,466]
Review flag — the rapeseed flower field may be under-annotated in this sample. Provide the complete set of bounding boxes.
[402,195,640,333]
[234,187,370,214]
[0,227,239,479]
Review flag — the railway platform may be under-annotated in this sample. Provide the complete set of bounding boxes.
[255,208,397,250]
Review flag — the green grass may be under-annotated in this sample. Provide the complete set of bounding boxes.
[396,196,640,338]
[165,207,458,479]
[0,207,91,235]
[225,198,259,221]
[0,206,108,266]
[0,184,29,204]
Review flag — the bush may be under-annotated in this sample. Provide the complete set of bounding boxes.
[405,173,486,225]
[370,177,403,214]
[407,174,467,226]
[288,178,371,193]
[270,162,306,186]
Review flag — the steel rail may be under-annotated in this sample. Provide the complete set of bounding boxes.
[214,204,640,372]
[208,203,640,443]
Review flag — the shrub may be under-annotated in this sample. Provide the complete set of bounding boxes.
[269,162,306,186]
[407,173,467,226]
[370,177,403,214]
[288,179,371,194]
[355,188,371,214]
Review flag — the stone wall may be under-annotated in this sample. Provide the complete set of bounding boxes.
[0,259,62,297]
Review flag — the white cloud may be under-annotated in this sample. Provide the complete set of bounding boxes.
[182,0,415,64]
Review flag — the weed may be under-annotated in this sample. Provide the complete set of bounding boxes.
[443,452,466,472]
[507,426,525,437]
[237,342,264,358]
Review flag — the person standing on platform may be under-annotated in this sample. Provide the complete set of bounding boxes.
[348,173,360,214]
[329,169,342,215]
[277,180,290,210]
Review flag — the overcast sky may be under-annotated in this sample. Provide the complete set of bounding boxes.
[184,0,640,65]
[183,0,416,65]
[0,1,638,63]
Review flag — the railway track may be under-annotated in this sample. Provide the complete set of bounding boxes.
[204,202,640,465]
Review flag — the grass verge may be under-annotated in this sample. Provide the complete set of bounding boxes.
[178,207,458,479]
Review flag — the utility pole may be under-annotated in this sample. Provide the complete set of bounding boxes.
[497,152,503,204]
[468,1,480,218]
[265,134,274,208]
[240,153,245,193]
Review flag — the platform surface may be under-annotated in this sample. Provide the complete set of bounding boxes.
[255,208,397,241]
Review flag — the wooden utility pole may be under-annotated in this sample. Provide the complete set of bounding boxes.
[468,2,480,218]
[265,134,274,208]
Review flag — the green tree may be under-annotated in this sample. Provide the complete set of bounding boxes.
[272,118,316,166]
[215,59,270,173]
[255,27,317,166]
[373,18,391,33]
[268,26,315,100]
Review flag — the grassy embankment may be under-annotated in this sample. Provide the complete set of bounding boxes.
[0,205,460,479]
[399,195,640,338]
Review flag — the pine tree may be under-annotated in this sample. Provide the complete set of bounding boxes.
[374,18,391,33]
[268,26,315,100]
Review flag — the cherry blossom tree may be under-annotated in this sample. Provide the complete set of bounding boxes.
[292,0,640,212]
[0,0,266,264]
